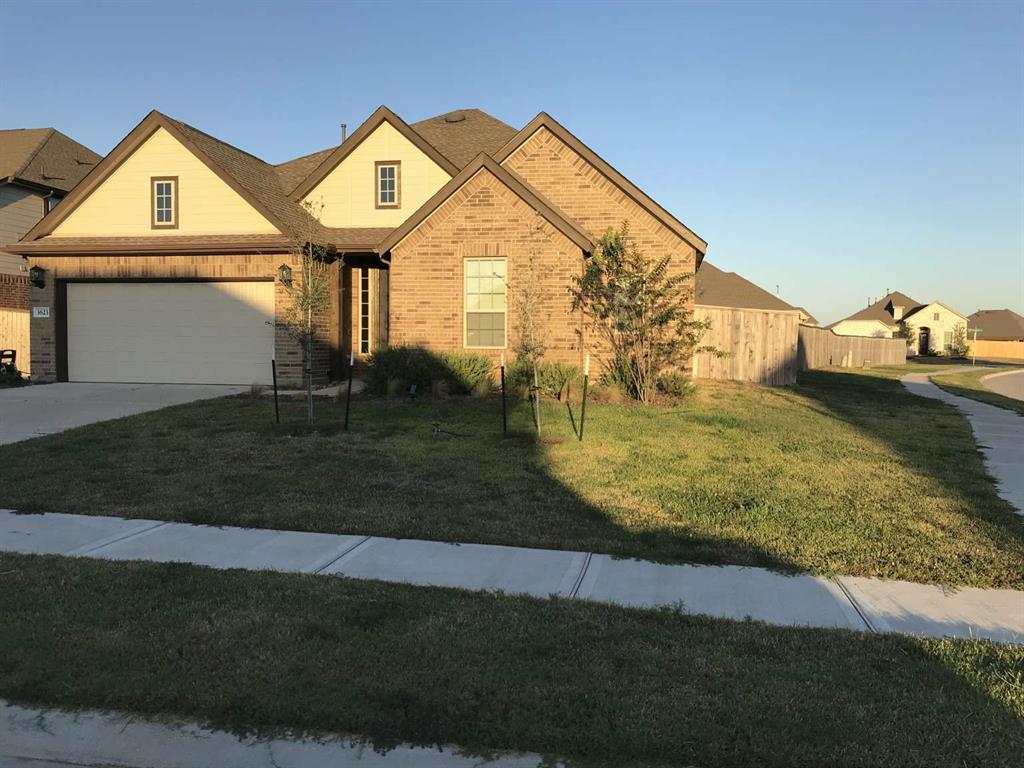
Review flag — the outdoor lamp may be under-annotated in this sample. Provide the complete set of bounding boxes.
[28,265,45,288]
[277,263,292,287]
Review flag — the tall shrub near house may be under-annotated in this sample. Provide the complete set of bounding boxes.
[570,222,712,403]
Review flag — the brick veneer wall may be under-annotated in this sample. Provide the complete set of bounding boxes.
[0,274,29,311]
[25,253,331,386]
[390,168,585,364]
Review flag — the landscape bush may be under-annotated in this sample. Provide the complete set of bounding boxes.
[506,359,582,400]
[368,346,493,396]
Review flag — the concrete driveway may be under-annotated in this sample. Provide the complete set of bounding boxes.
[0,383,245,445]
[982,369,1024,401]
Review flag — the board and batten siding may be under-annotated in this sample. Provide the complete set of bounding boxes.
[304,121,451,228]
[691,305,801,386]
[797,325,907,369]
[49,127,279,237]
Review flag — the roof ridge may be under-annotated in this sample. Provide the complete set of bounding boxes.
[11,127,56,178]
[162,113,272,168]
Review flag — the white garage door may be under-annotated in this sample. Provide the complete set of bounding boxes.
[67,281,275,384]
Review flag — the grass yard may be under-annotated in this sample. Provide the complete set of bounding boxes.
[931,367,1024,416]
[1,553,1021,768]
[1,369,1021,588]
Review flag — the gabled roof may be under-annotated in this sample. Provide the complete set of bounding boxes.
[290,106,460,201]
[901,300,967,322]
[22,111,316,241]
[834,291,922,327]
[493,112,708,258]
[695,261,797,312]
[0,127,101,194]
[411,109,519,169]
[274,146,336,194]
[967,309,1024,341]
[377,153,594,256]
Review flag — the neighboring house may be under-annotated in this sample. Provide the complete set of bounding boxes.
[8,107,706,386]
[0,128,101,274]
[966,309,1024,361]
[695,261,800,314]
[830,291,969,355]
[794,307,817,326]
[967,309,1024,342]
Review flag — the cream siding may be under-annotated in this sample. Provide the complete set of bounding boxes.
[903,302,968,355]
[304,121,450,227]
[830,319,895,338]
[50,128,279,237]
[0,185,44,273]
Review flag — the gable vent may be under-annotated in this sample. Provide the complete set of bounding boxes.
[444,112,466,123]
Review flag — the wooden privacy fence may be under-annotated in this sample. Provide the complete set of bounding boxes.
[0,308,30,371]
[967,339,1024,361]
[692,305,801,386]
[797,324,907,369]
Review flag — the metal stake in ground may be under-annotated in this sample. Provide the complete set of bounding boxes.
[344,350,354,430]
[579,353,590,442]
[500,352,507,435]
[532,362,542,437]
[271,359,280,424]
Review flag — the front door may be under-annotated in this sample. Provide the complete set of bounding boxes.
[918,327,930,355]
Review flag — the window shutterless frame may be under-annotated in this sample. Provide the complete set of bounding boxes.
[374,161,400,209]
[463,257,507,349]
[151,176,179,229]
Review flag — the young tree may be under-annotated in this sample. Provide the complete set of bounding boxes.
[280,199,334,425]
[894,320,914,346]
[570,222,713,403]
[951,322,968,357]
[509,219,549,433]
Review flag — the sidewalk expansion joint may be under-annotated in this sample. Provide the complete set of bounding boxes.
[833,577,876,634]
[311,535,373,574]
[568,552,593,599]
[68,521,168,557]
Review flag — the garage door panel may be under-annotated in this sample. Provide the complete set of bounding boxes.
[67,282,275,385]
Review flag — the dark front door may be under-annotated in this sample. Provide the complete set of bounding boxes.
[918,327,930,355]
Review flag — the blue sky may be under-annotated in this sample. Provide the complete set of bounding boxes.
[2,0,1021,323]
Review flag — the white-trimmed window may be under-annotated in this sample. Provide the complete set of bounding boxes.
[359,268,371,354]
[151,177,177,228]
[375,161,400,209]
[464,258,506,348]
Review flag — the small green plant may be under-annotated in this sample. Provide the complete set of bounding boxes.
[656,369,694,399]
[506,359,581,400]
[368,346,492,396]
[248,383,266,399]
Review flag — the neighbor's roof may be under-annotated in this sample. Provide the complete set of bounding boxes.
[411,109,519,169]
[695,261,797,312]
[966,309,1024,341]
[0,128,101,193]
[795,306,818,324]
[833,291,922,326]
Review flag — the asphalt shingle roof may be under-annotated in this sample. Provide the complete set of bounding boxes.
[966,309,1024,341]
[695,261,796,312]
[0,128,101,193]
[411,109,519,169]
[835,291,922,326]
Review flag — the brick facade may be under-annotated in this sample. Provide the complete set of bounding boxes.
[0,274,29,311]
[390,168,585,365]
[25,253,332,387]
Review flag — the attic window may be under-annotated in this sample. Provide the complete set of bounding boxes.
[151,177,178,229]
[375,161,400,209]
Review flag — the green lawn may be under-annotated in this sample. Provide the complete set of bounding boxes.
[932,367,1024,416]
[1,553,1021,768]
[1,369,1021,588]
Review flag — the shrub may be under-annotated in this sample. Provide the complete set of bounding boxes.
[506,358,582,400]
[368,346,493,396]
[656,369,694,399]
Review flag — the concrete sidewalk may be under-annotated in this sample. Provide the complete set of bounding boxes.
[3,510,1022,644]
[0,700,551,768]
[903,372,1024,515]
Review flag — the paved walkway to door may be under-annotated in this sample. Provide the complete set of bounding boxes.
[0,383,245,445]
[903,372,1024,515]
[3,509,1021,644]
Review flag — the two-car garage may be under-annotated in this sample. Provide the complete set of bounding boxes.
[64,281,275,385]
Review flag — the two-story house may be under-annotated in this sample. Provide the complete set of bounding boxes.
[1,128,100,369]
[8,108,706,386]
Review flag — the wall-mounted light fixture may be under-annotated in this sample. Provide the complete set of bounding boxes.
[28,265,45,288]
[277,263,292,287]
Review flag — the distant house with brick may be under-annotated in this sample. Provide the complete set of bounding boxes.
[7,107,706,385]
[0,128,100,371]
[830,291,968,356]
